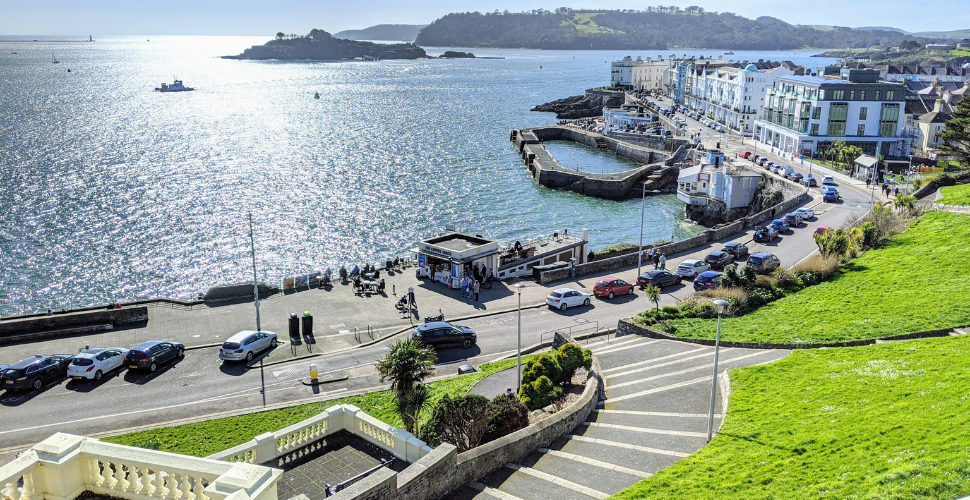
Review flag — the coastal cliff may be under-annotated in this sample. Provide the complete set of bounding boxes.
[223,29,426,61]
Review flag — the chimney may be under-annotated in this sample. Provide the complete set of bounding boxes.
[933,99,943,113]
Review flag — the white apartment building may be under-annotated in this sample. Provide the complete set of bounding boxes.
[611,55,672,91]
[686,64,793,135]
[677,161,763,210]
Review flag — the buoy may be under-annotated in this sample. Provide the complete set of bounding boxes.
[67,69,71,73]
[539,65,542,69]
[314,92,320,99]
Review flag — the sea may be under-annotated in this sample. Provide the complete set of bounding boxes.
[0,36,837,313]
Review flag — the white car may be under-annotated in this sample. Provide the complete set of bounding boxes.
[676,259,711,279]
[795,207,815,220]
[822,176,836,186]
[546,288,591,311]
[67,348,127,381]
[220,330,278,362]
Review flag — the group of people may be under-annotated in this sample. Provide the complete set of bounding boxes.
[646,247,667,270]
[459,262,493,301]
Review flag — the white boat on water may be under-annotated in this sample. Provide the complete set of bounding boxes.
[154,79,195,92]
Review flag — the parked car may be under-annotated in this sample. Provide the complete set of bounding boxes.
[795,207,815,220]
[751,154,761,164]
[783,213,803,227]
[814,225,831,236]
[125,341,184,373]
[822,186,841,202]
[753,225,779,243]
[740,151,752,159]
[704,251,735,268]
[67,348,127,381]
[770,218,792,233]
[220,330,278,363]
[593,278,635,299]
[546,288,591,310]
[758,157,770,166]
[765,162,775,171]
[637,269,681,289]
[411,321,476,349]
[803,175,817,187]
[789,172,804,183]
[693,271,723,291]
[2,355,74,391]
[822,176,836,186]
[676,259,711,279]
[777,166,794,178]
[746,253,781,274]
[721,242,749,259]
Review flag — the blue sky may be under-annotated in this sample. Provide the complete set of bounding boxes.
[1,0,967,35]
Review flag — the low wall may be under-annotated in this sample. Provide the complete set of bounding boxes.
[0,306,149,345]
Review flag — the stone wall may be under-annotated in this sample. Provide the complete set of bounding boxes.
[0,306,149,345]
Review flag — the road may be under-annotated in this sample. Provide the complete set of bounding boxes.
[0,121,879,460]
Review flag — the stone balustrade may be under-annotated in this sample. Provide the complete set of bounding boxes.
[208,405,432,468]
[0,433,280,500]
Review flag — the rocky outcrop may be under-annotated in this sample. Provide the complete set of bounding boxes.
[531,89,625,119]
[684,176,793,227]
[223,29,427,61]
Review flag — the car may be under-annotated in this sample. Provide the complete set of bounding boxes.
[637,269,681,289]
[220,330,278,363]
[746,253,781,274]
[822,176,836,186]
[814,225,831,236]
[721,242,749,259]
[411,321,477,349]
[758,157,770,166]
[740,151,752,159]
[753,225,779,243]
[822,186,840,202]
[783,213,803,227]
[803,175,818,187]
[1,355,74,391]
[546,288,591,310]
[771,164,784,174]
[795,207,815,220]
[67,348,127,381]
[125,341,184,373]
[693,271,723,291]
[676,259,711,279]
[751,154,761,163]
[790,172,804,183]
[593,278,635,299]
[704,251,735,268]
[770,218,791,233]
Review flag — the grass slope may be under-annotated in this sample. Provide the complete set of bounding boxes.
[104,355,534,457]
[611,335,970,499]
[563,13,620,34]
[940,183,970,205]
[660,211,970,344]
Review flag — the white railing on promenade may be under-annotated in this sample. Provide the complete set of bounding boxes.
[208,404,432,467]
[0,433,280,500]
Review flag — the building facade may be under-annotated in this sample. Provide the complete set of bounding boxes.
[677,161,763,210]
[755,70,911,158]
[685,64,793,135]
[611,55,672,90]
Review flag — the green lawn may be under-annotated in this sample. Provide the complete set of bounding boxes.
[563,13,620,34]
[656,212,970,344]
[951,48,970,58]
[611,335,970,499]
[103,355,534,457]
[940,183,970,206]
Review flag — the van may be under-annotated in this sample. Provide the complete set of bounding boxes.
[777,165,794,178]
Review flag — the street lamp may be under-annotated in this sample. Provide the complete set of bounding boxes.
[515,283,525,393]
[707,299,730,443]
[636,182,647,279]
[248,212,261,331]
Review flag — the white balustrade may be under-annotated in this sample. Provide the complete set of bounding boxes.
[0,452,39,500]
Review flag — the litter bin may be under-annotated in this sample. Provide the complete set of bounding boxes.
[301,311,313,338]
[288,313,300,341]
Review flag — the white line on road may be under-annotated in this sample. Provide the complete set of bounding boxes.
[606,375,710,403]
[594,409,709,418]
[591,339,661,356]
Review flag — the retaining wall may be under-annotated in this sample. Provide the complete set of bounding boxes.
[0,306,149,345]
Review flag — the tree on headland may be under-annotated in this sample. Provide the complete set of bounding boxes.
[276,32,285,40]
[938,95,970,168]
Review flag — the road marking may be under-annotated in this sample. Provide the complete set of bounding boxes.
[594,409,709,418]
[537,448,652,478]
[606,375,710,403]
[603,347,713,376]
[583,422,707,438]
[607,351,768,390]
[566,435,688,458]
[505,464,608,499]
[591,339,661,356]
[468,482,524,500]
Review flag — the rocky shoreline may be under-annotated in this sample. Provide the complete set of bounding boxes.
[531,89,625,119]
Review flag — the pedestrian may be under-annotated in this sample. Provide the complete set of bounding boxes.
[866,178,870,188]
[647,247,655,261]
[894,186,900,197]
[659,254,666,270]
[653,252,660,269]
[473,279,481,301]
[505,387,515,399]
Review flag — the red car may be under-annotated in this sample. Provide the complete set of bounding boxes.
[740,150,752,159]
[593,278,635,299]
[814,226,831,236]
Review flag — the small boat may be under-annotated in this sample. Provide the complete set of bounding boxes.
[314,92,320,99]
[154,79,194,92]
[724,51,734,55]
[52,52,59,64]
[10,52,17,54]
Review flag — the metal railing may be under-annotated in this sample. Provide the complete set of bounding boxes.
[354,325,376,344]
[539,321,600,347]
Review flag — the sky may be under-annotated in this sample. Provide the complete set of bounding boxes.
[1,0,968,36]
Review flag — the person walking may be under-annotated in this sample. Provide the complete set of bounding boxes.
[866,177,870,189]
[894,186,900,197]
[653,251,660,269]
[659,253,666,270]
[473,279,481,301]
[647,247,655,261]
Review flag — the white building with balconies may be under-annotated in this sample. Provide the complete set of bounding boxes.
[611,55,672,91]
[686,64,793,135]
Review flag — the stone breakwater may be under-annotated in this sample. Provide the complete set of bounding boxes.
[511,126,688,199]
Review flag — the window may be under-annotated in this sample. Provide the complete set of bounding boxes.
[811,123,819,136]
[860,91,866,100]
[857,124,866,136]
[849,90,855,100]
[859,107,867,120]
[831,90,845,100]
[886,90,895,100]
[874,91,881,100]
[812,106,821,119]
[880,103,900,137]
[828,103,848,136]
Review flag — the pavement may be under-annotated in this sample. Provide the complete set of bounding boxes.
[469,367,518,400]
[448,335,791,499]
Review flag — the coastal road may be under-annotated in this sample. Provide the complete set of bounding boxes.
[0,192,868,459]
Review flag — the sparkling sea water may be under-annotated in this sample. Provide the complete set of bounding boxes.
[0,36,834,312]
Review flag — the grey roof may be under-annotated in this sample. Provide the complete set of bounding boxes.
[919,111,950,124]
[854,155,879,168]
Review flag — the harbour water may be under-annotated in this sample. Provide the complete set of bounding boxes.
[0,36,836,312]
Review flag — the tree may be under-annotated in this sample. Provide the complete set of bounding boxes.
[276,32,285,40]
[893,194,917,213]
[521,353,561,386]
[554,343,592,385]
[483,394,529,443]
[375,339,436,398]
[419,395,491,452]
[394,383,431,435]
[644,283,661,311]
[938,95,970,168]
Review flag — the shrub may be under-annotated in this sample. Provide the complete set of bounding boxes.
[913,177,923,190]
[555,343,592,385]
[793,255,839,281]
[697,287,749,314]
[419,394,491,452]
[661,305,680,315]
[520,375,563,411]
[773,268,804,294]
[483,394,530,443]
[521,353,561,387]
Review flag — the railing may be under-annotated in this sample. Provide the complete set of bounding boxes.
[0,434,280,500]
[208,405,432,467]
[540,321,600,347]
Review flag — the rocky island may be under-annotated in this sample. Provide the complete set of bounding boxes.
[223,29,426,61]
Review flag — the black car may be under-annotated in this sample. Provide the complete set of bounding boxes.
[637,269,681,289]
[412,321,477,349]
[704,251,735,268]
[1,355,74,391]
[693,271,723,291]
[789,172,804,183]
[746,253,782,275]
[721,242,749,259]
[125,341,185,373]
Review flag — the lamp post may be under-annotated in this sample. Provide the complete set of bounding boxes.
[248,212,261,331]
[636,182,647,279]
[515,283,525,393]
[707,299,730,443]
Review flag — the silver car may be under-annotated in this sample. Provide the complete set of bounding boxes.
[219,331,278,362]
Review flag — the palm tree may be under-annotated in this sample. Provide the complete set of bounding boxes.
[376,339,436,397]
[644,284,661,311]
[395,383,431,434]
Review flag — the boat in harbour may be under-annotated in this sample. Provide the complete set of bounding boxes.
[723,51,734,55]
[52,52,59,64]
[154,79,194,92]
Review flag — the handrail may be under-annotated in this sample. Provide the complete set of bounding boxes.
[325,459,393,496]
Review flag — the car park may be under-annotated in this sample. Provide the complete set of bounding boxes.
[704,251,735,268]
[637,269,681,288]
[593,278,635,299]
[795,207,815,220]
[822,176,836,186]
[546,288,591,310]
[2,355,74,391]
[220,330,278,363]
[693,271,723,291]
[411,321,477,349]
[753,225,779,243]
[746,253,781,274]
[125,341,184,373]
[721,242,749,259]
[67,348,127,381]
[783,213,803,227]
[676,259,711,279]
[770,218,792,233]
[822,186,841,202]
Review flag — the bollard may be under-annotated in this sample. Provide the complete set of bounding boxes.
[392,284,396,296]
[310,364,318,380]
